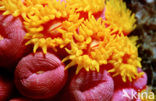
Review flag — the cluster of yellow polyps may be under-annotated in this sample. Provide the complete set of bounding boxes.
[105,0,136,35]
[108,36,142,82]
[0,0,143,82]
[63,16,113,74]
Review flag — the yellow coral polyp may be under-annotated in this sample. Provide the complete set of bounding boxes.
[24,13,83,54]
[62,15,115,74]
[66,0,105,14]
[63,44,100,74]
[22,0,80,53]
[108,36,143,82]
[22,0,68,33]
[105,0,136,34]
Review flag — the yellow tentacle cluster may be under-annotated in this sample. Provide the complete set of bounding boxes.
[0,0,25,16]
[105,0,136,35]
[66,0,105,14]
[108,36,143,82]
[0,0,77,54]
[0,0,143,82]
[62,15,142,82]
[63,15,114,74]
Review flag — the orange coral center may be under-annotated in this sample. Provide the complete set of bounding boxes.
[42,21,63,38]
[49,22,62,33]
[90,40,99,50]
[0,34,4,40]
[36,71,45,74]
[48,21,62,37]
[122,54,130,64]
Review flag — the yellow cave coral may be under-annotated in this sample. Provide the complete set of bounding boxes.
[0,0,143,83]
[62,15,114,74]
[25,12,83,54]
[105,0,136,35]
[62,15,143,82]
[22,0,80,54]
[108,36,143,82]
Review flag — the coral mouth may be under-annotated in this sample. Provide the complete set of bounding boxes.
[48,22,62,33]
[42,20,63,38]
[0,27,8,41]
[36,71,45,74]
[0,34,8,41]
[0,34,3,40]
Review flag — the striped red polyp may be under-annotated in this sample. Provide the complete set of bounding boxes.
[0,13,26,69]
[68,69,114,101]
[14,52,68,99]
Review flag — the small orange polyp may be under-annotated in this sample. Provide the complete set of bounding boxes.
[0,35,4,40]
[36,71,45,74]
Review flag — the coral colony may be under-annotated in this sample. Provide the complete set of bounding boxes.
[0,0,155,100]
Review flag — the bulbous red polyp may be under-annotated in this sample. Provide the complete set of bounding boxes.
[14,52,68,99]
